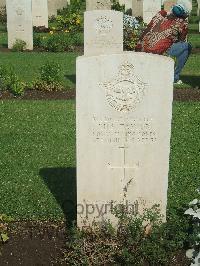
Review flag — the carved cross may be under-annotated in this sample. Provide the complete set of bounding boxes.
[108,145,140,193]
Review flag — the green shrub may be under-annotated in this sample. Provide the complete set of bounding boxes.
[0,65,25,95]
[111,0,125,12]
[64,205,192,265]
[56,13,83,33]
[0,6,7,24]
[124,21,146,51]
[0,65,10,91]
[55,0,84,33]
[40,62,61,84]
[45,33,66,52]
[37,32,83,52]
[0,214,13,246]
[9,74,26,96]
[12,39,27,52]
[33,34,43,48]
[32,62,64,91]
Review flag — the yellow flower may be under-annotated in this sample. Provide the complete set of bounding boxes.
[65,29,69,33]
[49,31,54,35]
[76,19,80,24]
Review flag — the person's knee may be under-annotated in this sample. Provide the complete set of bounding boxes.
[182,42,192,52]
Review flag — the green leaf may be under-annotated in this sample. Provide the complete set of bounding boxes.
[1,233,9,243]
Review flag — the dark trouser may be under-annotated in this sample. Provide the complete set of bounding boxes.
[167,42,192,82]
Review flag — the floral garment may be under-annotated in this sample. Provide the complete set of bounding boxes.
[136,10,188,54]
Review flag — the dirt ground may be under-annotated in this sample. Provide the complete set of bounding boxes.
[0,88,200,101]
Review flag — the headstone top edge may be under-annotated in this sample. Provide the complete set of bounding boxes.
[84,10,123,15]
[77,52,175,64]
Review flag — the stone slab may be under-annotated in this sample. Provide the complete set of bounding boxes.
[6,0,33,50]
[57,0,69,10]
[125,0,133,11]
[118,0,125,5]
[48,0,57,17]
[132,0,143,17]
[0,0,6,7]
[197,0,200,16]
[163,0,177,12]
[143,0,161,24]
[84,10,123,56]
[86,0,111,11]
[76,52,174,226]
[32,0,48,27]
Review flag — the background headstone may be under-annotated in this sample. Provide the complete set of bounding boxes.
[84,10,123,56]
[6,0,33,50]
[163,0,177,12]
[86,0,111,11]
[48,0,58,17]
[132,0,143,17]
[197,0,200,16]
[125,0,133,12]
[32,0,48,28]
[118,0,125,5]
[0,0,6,7]
[76,52,174,226]
[143,0,161,24]
[57,0,70,11]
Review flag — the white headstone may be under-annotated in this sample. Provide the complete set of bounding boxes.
[57,0,70,10]
[6,0,33,50]
[132,0,143,17]
[86,0,111,11]
[163,0,177,12]
[197,0,200,16]
[48,0,57,17]
[84,10,123,56]
[118,0,125,5]
[143,0,161,24]
[76,52,174,227]
[125,0,133,11]
[32,0,48,28]
[0,0,6,7]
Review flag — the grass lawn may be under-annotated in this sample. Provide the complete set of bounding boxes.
[0,100,76,220]
[0,100,199,221]
[0,51,78,88]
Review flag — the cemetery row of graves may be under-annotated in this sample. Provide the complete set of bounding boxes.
[0,0,199,96]
[0,0,199,265]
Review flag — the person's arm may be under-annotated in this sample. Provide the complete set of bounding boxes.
[178,20,188,41]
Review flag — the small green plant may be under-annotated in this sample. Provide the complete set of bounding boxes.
[185,188,200,264]
[12,39,27,52]
[9,75,26,96]
[64,204,192,265]
[111,0,125,12]
[33,34,43,48]
[32,62,64,91]
[0,65,25,96]
[45,33,66,52]
[123,19,146,51]
[54,0,83,33]
[0,214,13,245]
[0,6,7,25]
[40,62,61,84]
[0,65,10,91]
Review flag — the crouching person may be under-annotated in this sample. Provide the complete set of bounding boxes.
[135,4,192,84]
